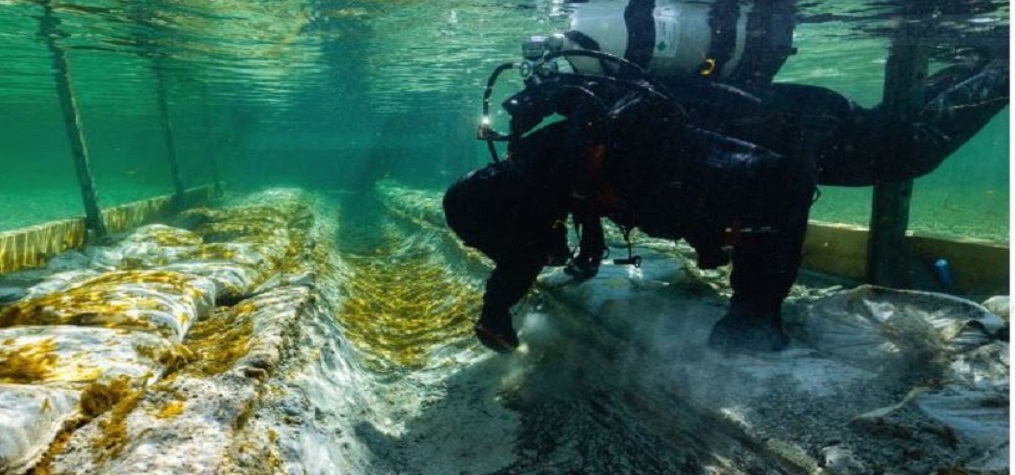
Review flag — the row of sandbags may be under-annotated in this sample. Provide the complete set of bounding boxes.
[0,189,311,474]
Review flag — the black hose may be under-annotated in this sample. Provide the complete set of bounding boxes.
[553,84,610,126]
[475,49,760,165]
[481,62,516,163]
[558,71,687,119]
[549,49,761,111]
[544,50,691,120]
[545,49,673,95]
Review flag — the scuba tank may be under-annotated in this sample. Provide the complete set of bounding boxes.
[476,0,791,162]
[562,0,797,85]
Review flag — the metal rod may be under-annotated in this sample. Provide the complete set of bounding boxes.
[866,10,928,288]
[38,0,107,239]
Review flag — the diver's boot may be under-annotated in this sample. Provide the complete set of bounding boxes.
[474,310,519,354]
[707,300,789,353]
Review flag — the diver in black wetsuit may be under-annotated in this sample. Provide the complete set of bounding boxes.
[443,0,1010,354]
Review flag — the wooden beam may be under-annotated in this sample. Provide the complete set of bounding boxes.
[155,70,187,210]
[866,12,928,288]
[38,1,107,239]
[805,220,1008,296]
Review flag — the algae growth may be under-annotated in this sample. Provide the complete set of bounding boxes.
[338,224,481,373]
[178,305,256,377]
[0,337,58,384]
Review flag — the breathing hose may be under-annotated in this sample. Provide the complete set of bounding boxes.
[478,62,516,163]
[477,48,758,163]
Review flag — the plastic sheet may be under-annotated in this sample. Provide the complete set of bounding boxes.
[802,285,1005,366]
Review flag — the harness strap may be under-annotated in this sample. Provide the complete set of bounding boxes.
[623,0,656,70]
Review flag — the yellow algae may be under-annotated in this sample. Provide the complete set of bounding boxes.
[337,233,480,373]
[155,400,185,419]
[142,227,202,247]
[134,342,195,379]
[79,376,136,419]
[93,382,144,462]
[180,306,254,377]
[0,337,58,384]
[81,270,192,287]
[185,243,256,263]
[0,271,205,338]
[74,376,147,463]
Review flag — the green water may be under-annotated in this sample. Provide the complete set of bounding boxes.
[0,0,1008,245]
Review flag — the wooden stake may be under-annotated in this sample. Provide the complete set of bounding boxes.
[200,84,223,197]
[39,1,107,239]
[866,13,928,287]
[155,69,187,210]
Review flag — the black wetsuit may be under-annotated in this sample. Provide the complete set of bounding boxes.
[443,59,1008,350]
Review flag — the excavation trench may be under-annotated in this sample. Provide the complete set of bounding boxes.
[327,192,801,474]
[0,186,1006,475]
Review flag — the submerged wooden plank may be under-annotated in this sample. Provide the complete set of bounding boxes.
[905,234,1009,296]
[805,220,1008,296]
[803,221,869,281]
[0,186,213,275]
[0,220,87,275]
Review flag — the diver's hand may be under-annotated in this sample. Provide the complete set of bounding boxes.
[564,256,600,282]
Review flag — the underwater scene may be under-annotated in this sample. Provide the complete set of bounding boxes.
[0,1,1009,474]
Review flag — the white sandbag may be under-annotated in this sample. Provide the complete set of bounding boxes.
[160,260,266,302]
[1,270,215,342]
[0,384,79,474]
[120,224,203,247]
[981,295,1009,320]
[0,326,177,387]
[24,270,101,300]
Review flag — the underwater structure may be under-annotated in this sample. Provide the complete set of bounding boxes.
[0,185,1007,474]
[0,0,1009,474]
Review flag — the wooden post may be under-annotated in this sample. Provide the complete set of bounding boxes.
[866,13,928,287]
[200,86,223,197]
[38,1,107,239]
[154,69,187,210]
[126,2,186,210]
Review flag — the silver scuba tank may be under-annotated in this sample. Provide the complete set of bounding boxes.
[561,0,796,85]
